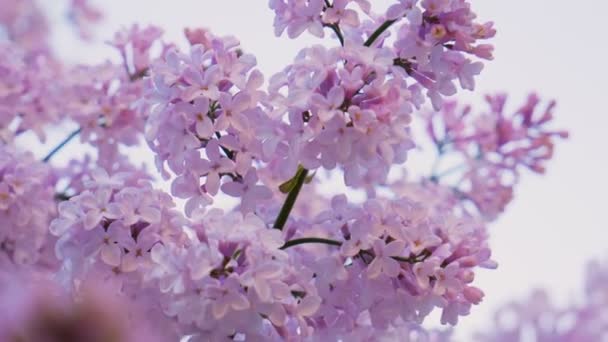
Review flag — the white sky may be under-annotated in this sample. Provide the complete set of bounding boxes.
[44,0,608,339]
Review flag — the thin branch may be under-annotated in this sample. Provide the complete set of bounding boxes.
[324,23,345,46]
[364,19,397,47]
[280,237,342,250]
[42,128,81,163]
[280,236,432,264]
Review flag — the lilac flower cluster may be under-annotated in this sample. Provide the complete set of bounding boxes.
[267,44,416,188]
[145,30,273,215]
[0,43,64,142]
[0,146,56,268]
[269,0,496,109]
[0,0,571,340]
[424,93,568,219]
[50,169,494,339]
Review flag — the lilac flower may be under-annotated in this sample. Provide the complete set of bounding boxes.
[222,169,272,213]
[205,275,251,319]
[200,139,235,195]
[215,92,251,132]
[80,188,122,230]
[367,238,406,279]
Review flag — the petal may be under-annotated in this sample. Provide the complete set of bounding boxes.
[385,240,406,256]
[121,253,139,272]
[139,206,161,223]
[101,244,122,267]
[212,300,229,319]
[367,258,383,279]
[84,210,102,230]
[229,293,250,311]
[297,295,322,316]
[384,258,402,278]
[205,172,220,195]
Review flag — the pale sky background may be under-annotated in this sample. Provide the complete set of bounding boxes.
[42,0,608,339]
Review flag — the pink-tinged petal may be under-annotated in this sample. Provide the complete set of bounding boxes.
[297,295,322,316]
[342,10,359,26]
[121,253,139,272]
[202,86,220,101]
[387,4,406,20]
[252,185,272,200]
[206,139,221,161]
[171,174,198,198]
[235,155,251,175]
[247,70,264,89]
[328,86,345,108]
[384,258,402,278]
[212,300,229,319]
[463,286,484,305]
[185,195,212,218]
[229,293,250,311]
[104,203,123,219]
[233,93,252,112]
[205,172,220,195]
[221,182,243,197]
[230,112,249,132]
[180,88,205,103]
[84,210,102,230]
[257,263,282,278]
[385,240,406,256]
[307,22,324,38]
[318,108,337,122]
[367,258,383,279]
[101,244,122,267]
[196,119,214,139]
[267,306,287,326]
[49,218,74,236]
[287,20,309,39]
[182,67,203,85]
[139,206,161,223]
[340,241,360,257]
[254,278,272,302]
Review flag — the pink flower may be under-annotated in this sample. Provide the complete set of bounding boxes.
[323,0,360,27]
[215,92,251,132]
[222,169,272,213]
[205,275,251,319]
[80,188,122,230]
[119,228,159,272]
[200,140,235,195]
[367,238,406,279]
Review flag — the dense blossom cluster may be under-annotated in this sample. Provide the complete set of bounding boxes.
[145,29,273,215]
[0,42,64,142]
[266,44,416,189]
[0,146,56,268]
[0,0,575,341]
[269,0,495,109]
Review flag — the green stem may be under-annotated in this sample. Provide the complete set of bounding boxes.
[364,19,397,47]
[273,167,309,230]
